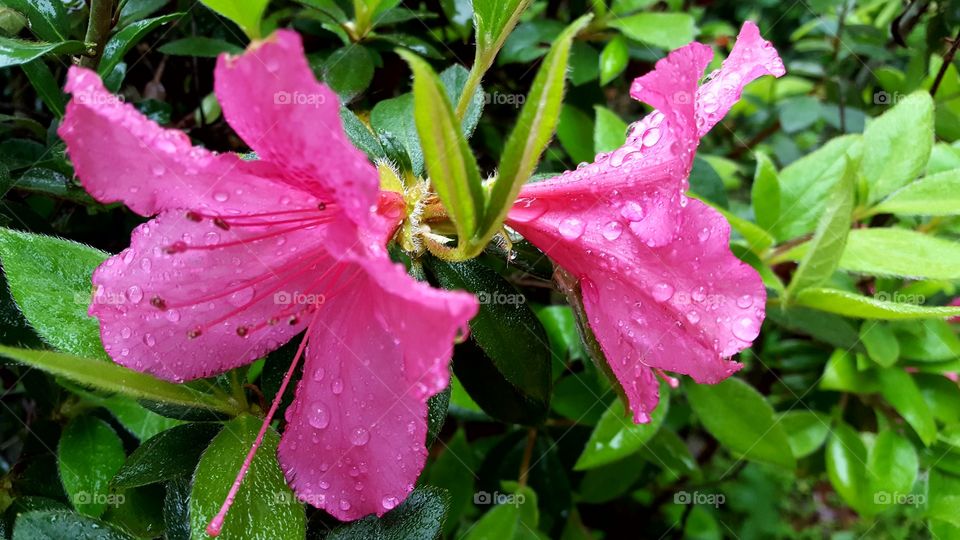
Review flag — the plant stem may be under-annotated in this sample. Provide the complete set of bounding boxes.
[517,428,537,489]
[81,0,115,69]
[931,28,960,98]
[454,58,487,121]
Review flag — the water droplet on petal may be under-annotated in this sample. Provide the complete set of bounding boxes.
[350,427,369,446]
[510,198,548,223]
[736,295,754,309]
[602,221,623,241]
[732,316,760,341]
[308,402,330,429]
[558,217,585,240]
[382,496,399,510]
[651,283,674,303]
[213,192,229,203]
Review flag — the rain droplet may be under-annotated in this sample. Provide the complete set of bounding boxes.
[308,402,330,429]
[651,283,674,303]
[332,379,344,395]
[350,427,370,446]
[558,217,585,240]
[602,221,623,241]
[736,295,753,309]
[510,198,548,223]
[620,201,644,222]
[732,316,760,341]
[213,192,229,202]
[382,496,399,510]
[126,286,143,304]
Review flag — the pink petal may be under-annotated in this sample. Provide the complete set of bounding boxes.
[506,22,781,423]
[59,67,307,217]
[90,202,344,382]
[277,260,476,520]
[214,30,378,224]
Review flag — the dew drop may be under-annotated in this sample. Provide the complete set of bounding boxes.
[510,198,548,223]
[602,221,623,241]
[308,402,330,429]
[620,201,644,222]
[339,499,351,511]
[382,496,399,510]
[732,316,760,341]
[126,285,144,304]
[558,217,585,240]
[213,192,229,202]
[350,427,370,446]
[651,283,674,303]
[332,379,344,395]
[736,294,754,309]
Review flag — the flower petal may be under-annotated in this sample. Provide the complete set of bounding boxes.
[90,204,342,382]
[506,21,781,422]
[59,67,305,217]
[277,265,476,520]
[214,30,378,223]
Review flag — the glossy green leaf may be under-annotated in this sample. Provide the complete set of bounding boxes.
[751,153,780,234]
[98,14,183,80]
[568,41,599,85]
[462,486,538,540]
[871,169,960,216]
[878,368,937,446]
[199,0,268,39]
[794,288,960,320]
[778,410,831,459]
[4,0,68,42]
[322,45,374,102]
[867,430,918,510]
[157,37,243,57]
[825,422,870,515]
[21,59,65,117]
[785,158,854,300]
[608,13,696,50]
[13,510,133,540]
[113,423,222,489]
[928,470,960,527]
[427,430,476,535]
[575,386,669,470]
[472,0,531,59]
[59,416,126,517]
[820,349,879,393]
[862,91,934,202]
[426,258,552,425]
[327,486,450,539]
[481,16,591,243]
[916,373,960,425]
[0,345,240,416]
[859,322,899,367]
[837,229,960,280]
[402,51,484,244]
[0,37,89,68]
[190,415,305,540]
[599,34,628,85]
[686,378,796,469]
[593,105,627,154]
[340,107,384,162]
[0,228,109,359]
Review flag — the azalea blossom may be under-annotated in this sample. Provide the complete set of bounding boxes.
[58,30,477,525]
[506,22,785,423]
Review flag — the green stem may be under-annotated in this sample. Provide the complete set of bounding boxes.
[80,0,115,69]
[454,57,487,121]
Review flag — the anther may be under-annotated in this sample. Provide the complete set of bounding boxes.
[165,241,188,254]
[236,326,249,337]
[317,202,326,211]
[187,328,202,339]
[213,217,231,231]
[288,316,299,325]
[150,296,167,310]
[186,211,203,222]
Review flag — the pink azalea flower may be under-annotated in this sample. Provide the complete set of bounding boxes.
[506,22,785,423]
[58,30,477,525]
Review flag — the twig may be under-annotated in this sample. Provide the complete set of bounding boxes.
[931,28,960,98]
[80,0,116,69]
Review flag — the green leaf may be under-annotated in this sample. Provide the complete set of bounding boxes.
[0,37,89,68]
[916,373,960,425]
[463,486,538,540]
[750,153,780,234]
[13,510,133,540]
[112,423,222,489]
[862,91,934,202]
[878,368,937,446]
[820,349,879,393]
[0,345,240,416]
[370,94,421,173]
[425,258,552,425]
[608,13,696,50]
[859,322,899,367]
[89,394,182,441]
[593,105,627,154]
[426,430,475,535]
[575,385,669,470]
[556,104,595,164]
[340,107,384,162]
[871,169,960,216]
[686,378,796,469]
[322,45,374,102]
[157,37,243,57]
[98,14,183,81]
[867,430,918,510]
[928,470,960,527]
[4,0,68,42]
[190,415,305,540]
[21,59,66,117]
[825,422,871,515]
[785,158,855,300]
[199,0,268,39]
[401,51,485,244]
[599,34,628,85]
[0,228,109,359]
[472,0,532,60]
[836,229,960,280]
[568,41,599,85]
[777,135,861,241]
[778,410,831,459]
[59,416,126,517]
[327,486,450,539]
[481,16,592,244]
[794,288,960,320]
